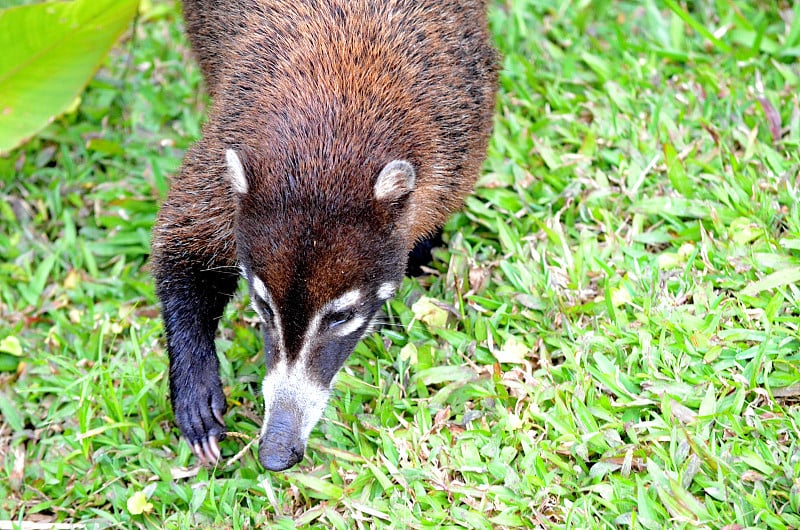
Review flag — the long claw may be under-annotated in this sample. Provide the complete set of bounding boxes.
[192,442,205,464]
[213,408,225,427]
[209,437,221,462]
[201,439,215,464]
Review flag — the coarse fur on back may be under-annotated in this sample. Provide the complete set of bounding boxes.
[151,0,498,471]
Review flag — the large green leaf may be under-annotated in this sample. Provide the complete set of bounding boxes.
[0,0,139,154]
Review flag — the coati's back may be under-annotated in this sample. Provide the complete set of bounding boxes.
[182,0,496,240]
[155,0,497,471]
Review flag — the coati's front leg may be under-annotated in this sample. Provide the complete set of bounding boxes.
[154,260,238,463]
[406,229,444,276]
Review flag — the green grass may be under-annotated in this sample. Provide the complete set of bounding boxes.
[2,0,800,528]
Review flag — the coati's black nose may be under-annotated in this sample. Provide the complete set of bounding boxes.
[258,408,305,471]
[259,441,304,471]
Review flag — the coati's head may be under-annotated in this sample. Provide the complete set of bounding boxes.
[226,148,415,471]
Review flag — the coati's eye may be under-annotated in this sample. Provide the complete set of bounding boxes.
[253,296,274,322]
[323,289,368,335]
[326,309,355,329]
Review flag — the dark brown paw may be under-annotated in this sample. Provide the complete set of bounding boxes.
[173,377,227,465]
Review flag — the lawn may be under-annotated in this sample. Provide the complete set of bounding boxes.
[2,0,800,528]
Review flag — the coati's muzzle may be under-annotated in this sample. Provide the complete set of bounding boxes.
[258,407,306,471]
[257,358,332,471]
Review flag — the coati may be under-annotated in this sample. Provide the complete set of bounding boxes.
[151,0,498,472]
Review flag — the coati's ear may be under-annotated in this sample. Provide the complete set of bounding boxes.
[226,148,248,195]
[374,160,415,202]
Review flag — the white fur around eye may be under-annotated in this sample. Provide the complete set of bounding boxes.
[251,274,286,353]
[377,282,397,300]
[332,315,366,337]
[226,148,247,194]
[252,275,269,302]
[329,289,362,312]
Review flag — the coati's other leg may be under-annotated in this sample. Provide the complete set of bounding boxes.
[152,250,238,464]
[406,229,444,276]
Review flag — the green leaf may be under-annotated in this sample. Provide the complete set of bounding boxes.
[28,252,57,304]
[0,0,140,154]
[636,475,664,530]
[493,336,529,364]
[284,473,343,500]
[0,336,22,372]
[663,142,692,197]
[0,353,21,372]
[411,296,449,328]
[729,217,761,245]
[0,390,24,432]
[0,336,22,357]
[126,490,153,515]
[413,365,476,386]
[741,266,800,296]
[662,0,732,53]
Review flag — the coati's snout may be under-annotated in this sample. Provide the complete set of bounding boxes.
[256,349,333,471]
[249,270,402,470]
[258,407,306,471]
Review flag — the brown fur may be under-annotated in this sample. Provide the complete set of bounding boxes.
[154,0,497,269]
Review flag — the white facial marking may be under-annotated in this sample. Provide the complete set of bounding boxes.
[251,275,286,355]
[329,289,362,312]
[226,148,247,194]
[377,282,397,300]
[257,285,373,446]
[374,159,415,201]
[333,315,366,337]
[252,275,268,301]
[260,360,331,442]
